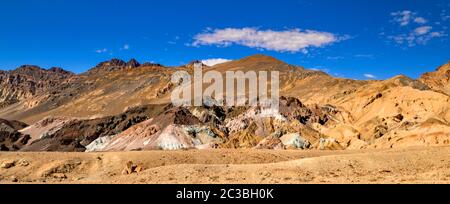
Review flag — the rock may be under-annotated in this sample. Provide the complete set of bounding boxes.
[142,62,163,67]
[280,133,310,149]
[122,161,144,175]
[0,119,30,151]
[124,161,134,175]
[72,176,83,181]
[10,176,18,182]
[17,159,29,167]
[317,138,344,150]
[52,173,67,179]
[374,125,388,139]
[85,135,116,152]
[86,58,132,75]
[1,161,16,169]
[22,105,156,152]
[134,164,143,173]
[0,65,74,108]
[254,137,285,150]
[126,59,141,69]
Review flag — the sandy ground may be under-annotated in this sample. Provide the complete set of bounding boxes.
[1,147,449,184]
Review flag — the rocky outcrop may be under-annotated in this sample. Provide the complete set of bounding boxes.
[0,119,29,151]
[21,105,162,152]
[0,65,74,108]
[97,107,222,151]
[419,62,450,96]
[126,59,141,69]
[86,58,141,75]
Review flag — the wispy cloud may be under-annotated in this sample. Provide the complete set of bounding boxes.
[355,54,374,59]
[168,36,180,45]
[326,56,344,60]
[364,73,376,79]
[414,17,427,24]
[95,48,108,54]
[441,9,450,21]
[391,10,417,26]
[122,44,130,50]
[414,26,432,35]
[387,10,446,47]
[201,58,232,66]
[192,27,346,53]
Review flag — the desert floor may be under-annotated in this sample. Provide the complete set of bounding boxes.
[1,147,449,184]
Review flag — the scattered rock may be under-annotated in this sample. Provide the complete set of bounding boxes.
[18,159,29,167]
[254,137,285,150]
[122,161,144,175]
[52,173,67,179]
[10,176,18,182]
[72,176,83,181]
[317,138,344,150]
[280,133,310,149]
[135,165,143,173]
[1,161,16,169]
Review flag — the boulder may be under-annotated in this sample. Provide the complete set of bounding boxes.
[280,133,310,149]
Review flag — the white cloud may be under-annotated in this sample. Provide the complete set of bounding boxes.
[414,17,427,24]
[387,11,446,47]
[388,28,445,47]
[364,74,376,79]
[201,58,232,66]
[414,26,432,35]
[391,10,415,26]
[391,10,429,26]
[123,44,130,50]
[192,27,343,53]
[95,48,108,54]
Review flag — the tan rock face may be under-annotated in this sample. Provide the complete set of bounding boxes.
[0,65,74,108]
[419,62,450,96]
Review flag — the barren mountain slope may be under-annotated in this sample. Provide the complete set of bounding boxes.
[211,54,369,104]
[0,61,176,123]
[0,55,449,151]
[316,75,450,149]
[419,62,450,96]
[0,65,74,109]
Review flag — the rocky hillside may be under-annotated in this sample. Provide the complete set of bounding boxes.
[0,65,74,108]
[85,58,142,76]
[419,62,450,96]
[0,119,29,151]
[0,54,449,152]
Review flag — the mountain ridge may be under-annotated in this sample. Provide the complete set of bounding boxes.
[0,54,448,152]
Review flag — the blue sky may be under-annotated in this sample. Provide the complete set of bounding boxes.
[0,0,449,79]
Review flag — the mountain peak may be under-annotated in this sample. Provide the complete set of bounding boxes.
[419,61,450,95]
[48,67,74,75]
[87,58,141,75]
[243,54,283,63]
[13,65,45,73]
[211,54,295,73]
[126,58,141,69]
[436,61,450,72]
[97,58,127,67]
